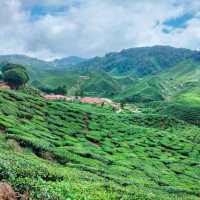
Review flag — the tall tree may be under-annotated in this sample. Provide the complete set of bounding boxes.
[2,64,29,89]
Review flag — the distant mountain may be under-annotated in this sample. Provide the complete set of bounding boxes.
[1,46,200,103]
[0,54,52,80]
[0,55,87,79]
[52,56,87,67]
[76,46,198,76]
[0,46,198,77]
[0,54,51,68]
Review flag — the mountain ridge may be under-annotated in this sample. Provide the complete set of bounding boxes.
[1,45,200,102]
[1,46,200,199]
[0,45,199,70]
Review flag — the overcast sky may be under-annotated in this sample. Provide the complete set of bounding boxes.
[0,0,200,60]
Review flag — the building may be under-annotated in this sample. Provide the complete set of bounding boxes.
[0,82,10,90]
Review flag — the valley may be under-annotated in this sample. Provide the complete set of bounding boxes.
[0,46,200,199]
[1,0,200,199]
[0,89,200,199]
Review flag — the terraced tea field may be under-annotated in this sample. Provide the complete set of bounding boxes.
[0,89,200,199]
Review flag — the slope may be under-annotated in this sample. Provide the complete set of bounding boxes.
[37,69,122,97]
[76,45,197,76]
[52,56,87,68]
[0,55,52,80]
[0,89,200,199]
[32,46,200,99]
[0,46,199,102]
[142,58,200,125]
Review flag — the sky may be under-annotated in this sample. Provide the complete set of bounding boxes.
[0,0,200,60]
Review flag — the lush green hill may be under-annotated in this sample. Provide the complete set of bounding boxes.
[135,59,200,124]
[115,76,170,103]
[0,89,200,199]
[1,46,199,100]
[76,46,197,76]
[146,85,200,125]
[1,47,200,199]
[36,46,200,101]
[1,47,200,118]
[111,56,200,109]
[33,69,122,97]
[52,56,87,68]
[0,55,52,80]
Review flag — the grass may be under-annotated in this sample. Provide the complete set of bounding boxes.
[0,89,200,199]
[145,85,200,125]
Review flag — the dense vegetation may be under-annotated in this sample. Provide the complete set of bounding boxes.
[0,46,199,98]
[0,89,200,199]
[76,45,196,75]
[1,63,29,89]
[0,46,200,199]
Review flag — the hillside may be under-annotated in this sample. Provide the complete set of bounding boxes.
[111,52,200,104]
[75,46,197,76]
[1,46,199,99]
[0,55,52,79]
[31,47,200,101]
[1,47,200,126]
[52,56,87,68]
[0,89,200,199]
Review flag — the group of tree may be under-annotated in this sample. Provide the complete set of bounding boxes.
[75,88,84,97]
[32,80,67,95]
[0,63,29,89]
[41,85,67,95]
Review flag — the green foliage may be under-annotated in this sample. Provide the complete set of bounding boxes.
[78,46,194,76]
[0,72,3,80]
[3,69,29,89]
[147,90,200,125]
[38,85,67,95]
[1,63,26,74]
[0,46,199,102]
[2,63,29,89]
[27,47,200,102]
[54,85,67,95]
[0,90,199,199]
[1,47,200,199]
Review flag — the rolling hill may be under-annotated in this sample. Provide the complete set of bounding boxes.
[0,89,200,199]
[1,46,200,199]
[76,45,197,76]
[0,46,199,100]
[1,46,200,124]
[52,56,87,68]
[0,55,52,81]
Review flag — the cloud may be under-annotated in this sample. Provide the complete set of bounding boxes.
[0,0,199,60]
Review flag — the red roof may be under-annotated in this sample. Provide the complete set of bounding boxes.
[44,95,107,105]
[44,95,66,100]
[80,97,104,104]
[0,82,10,89]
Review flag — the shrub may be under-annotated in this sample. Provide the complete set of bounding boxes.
[2,64,29,89]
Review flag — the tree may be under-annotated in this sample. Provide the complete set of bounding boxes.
[120,100,126,109]
[75,88,84,97]
[0,72,3,81]
[54,85,67,95]
[2,64,29,89]
[1,63,26,74]
[35,84,67,95]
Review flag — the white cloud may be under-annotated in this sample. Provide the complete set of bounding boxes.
[0,0,199,60]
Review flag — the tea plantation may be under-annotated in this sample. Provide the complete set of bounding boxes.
[0,89,200,199]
